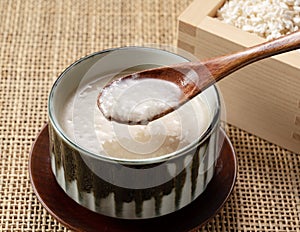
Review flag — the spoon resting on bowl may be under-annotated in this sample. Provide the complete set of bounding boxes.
[98,30,300,125]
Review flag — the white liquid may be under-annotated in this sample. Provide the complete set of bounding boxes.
[99,78,183,123]
[59,76,211,160]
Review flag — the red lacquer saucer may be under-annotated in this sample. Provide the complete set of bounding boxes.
[29,124,237,232]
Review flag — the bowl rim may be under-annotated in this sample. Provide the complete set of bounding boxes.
[48,46,221,165]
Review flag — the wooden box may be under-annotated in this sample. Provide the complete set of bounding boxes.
[178,0,300,153]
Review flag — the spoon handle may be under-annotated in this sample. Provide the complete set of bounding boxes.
[200,30,300,82]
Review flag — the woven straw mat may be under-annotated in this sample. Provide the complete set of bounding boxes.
[0,0,299,231]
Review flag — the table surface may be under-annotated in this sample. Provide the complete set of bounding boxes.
[1,1,299,231]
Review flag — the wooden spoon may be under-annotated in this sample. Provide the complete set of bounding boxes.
[98,30,300,124]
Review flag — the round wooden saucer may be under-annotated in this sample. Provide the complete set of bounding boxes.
[29,124,237,232]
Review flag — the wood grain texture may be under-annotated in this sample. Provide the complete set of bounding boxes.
[178,0,300,153]
[29,124,237,232]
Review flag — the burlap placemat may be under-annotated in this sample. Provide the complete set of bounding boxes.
[0,0,299,231]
